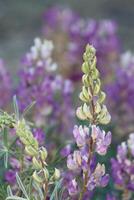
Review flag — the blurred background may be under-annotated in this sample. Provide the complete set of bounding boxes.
[0,0,134,75]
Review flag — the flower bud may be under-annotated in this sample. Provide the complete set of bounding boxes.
[82,62,90,74]
[43,167,49,182]
[40,147,48,161]
[53,168,60,180]
[94,102,101,114]
[83,103,92,119]
[25,146,38,157]
[79,92,89,102]
[93,79,101,95]
[82,74,90,86]
[98,91,106,104]
[98,105,111,124]
[33,171,44,183]
[76,106,87,120]
[32,157,42,170]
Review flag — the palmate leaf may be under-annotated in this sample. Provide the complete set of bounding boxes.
[6,174,30,200]
[22,101,36,117]
[4,149,8,168]
[0,184,7,200]
[6,197,27,200]
[7,185,13,196]
[50,179,63,200]
[33,182,44,200]
[13,95,19,120]
[16,173,30,200]
[3,127,8,147]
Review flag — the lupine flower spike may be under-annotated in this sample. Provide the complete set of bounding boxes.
[66,44,112,200]
[111,133,134,200]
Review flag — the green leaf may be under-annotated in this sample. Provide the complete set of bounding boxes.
[22,101,36,117]
[50,179,62,200]
[13,95,19,120]
[33,182,44,200]
[3,128,8,147]
[7,185,13,196]
[6,197,27,200]
[4,150,8,168]
[16,173,30,200]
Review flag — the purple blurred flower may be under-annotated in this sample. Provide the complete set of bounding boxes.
[87,163,109,190]
[106,51,134,136]
[66,125,111,197]
[0,59,12,108]
[73,125,89,147]
[92,125,112,155]
[60,144,72,157]
[9,158,21,170]
[17,38,74,137]
[43,6,120,82]
[106,194,117,200]
[5,170,17,184]
[33,128,45,146]
[68,179,79,196]
[111,133,134,191]
[67,150,81,171]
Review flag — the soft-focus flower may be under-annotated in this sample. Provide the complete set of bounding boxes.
[33,128,45,146]
[0,59,12,108]
[17,38,74,137]
[67,150,81,171]
[106,51,134,137]
[43,6,120,82]
[9,158,21,170]
[111,133,134,192]
[73,125,89,147]
[68,179,79,196]
[106,194,117,200]
[60,144,72,157]
[23,38,57,72]
[87,163,109,190]
[5,170,17,184]
[92,126,112,155]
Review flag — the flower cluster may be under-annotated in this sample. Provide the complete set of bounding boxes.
[65,44,112,199]
[76,45,111,124]
[43,6,120,81]
[0,111,60,199]
[0,59,12,108]
[23,38,57,72]
[15,119,60,185]
[111,133,134,199]
[106,194,117,200]
[17,38,74,136]
[106,51,134,136]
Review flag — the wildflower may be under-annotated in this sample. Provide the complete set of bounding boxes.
[111,133,134,198]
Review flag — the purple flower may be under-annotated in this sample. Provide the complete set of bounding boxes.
[5,170,16,184]
[111,133,134,191]
[60,144,72,157]
[9,158,21,170]
[43,6,120,82]
[67,150,81,171]
[17,38,74,136]
[66,124,111,197]
[91,126,112,155]
[0,59,12,108]
[87,163,109,190]
[106,194,117,200]
[68,179,79,196]
[106,51,134,136]
[73,125,89,147]
[33,128,45,146]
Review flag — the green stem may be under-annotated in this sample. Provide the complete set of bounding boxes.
[79,86,95,200]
